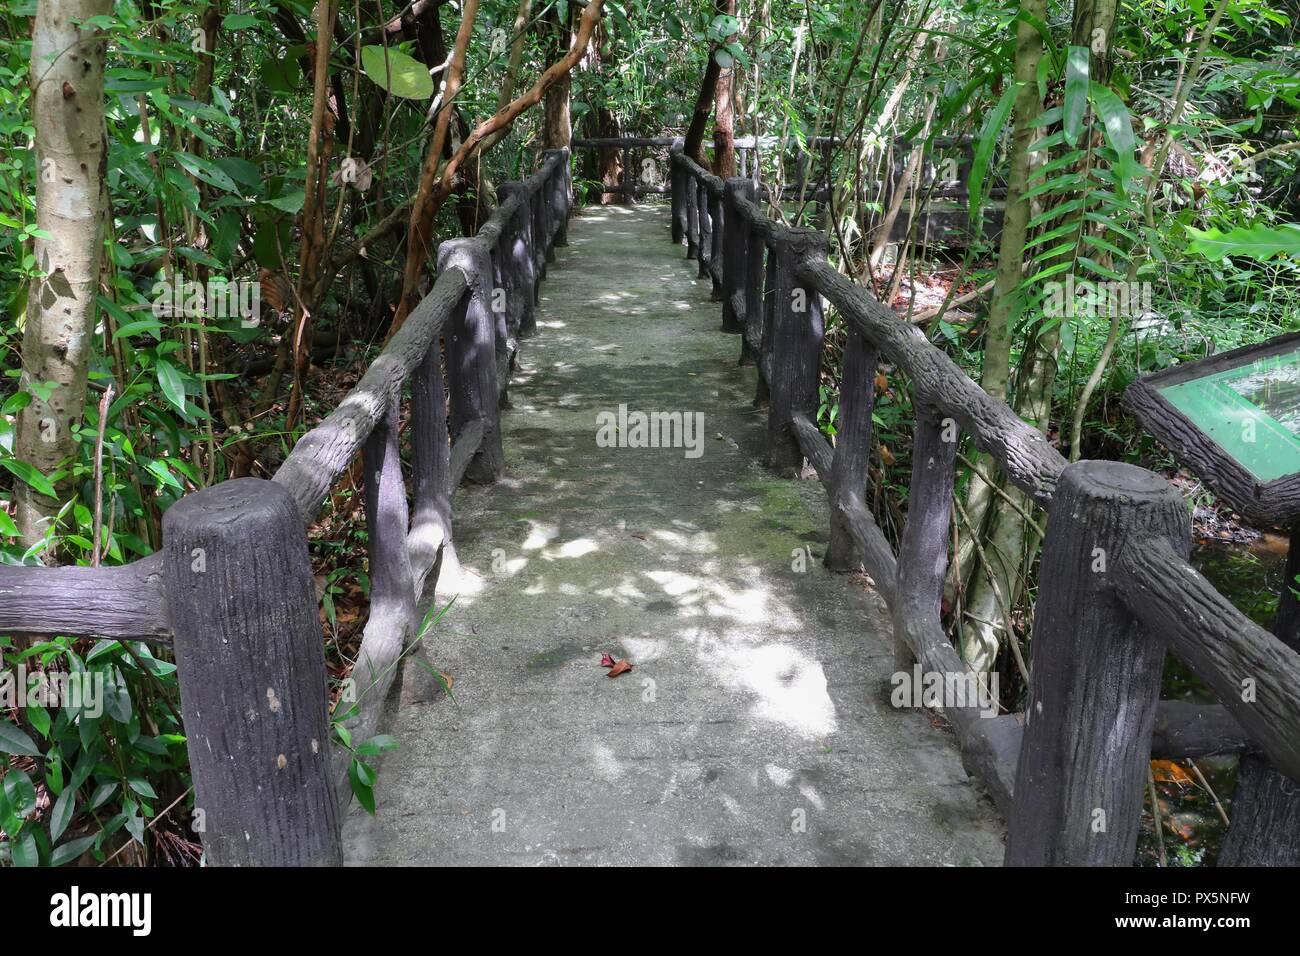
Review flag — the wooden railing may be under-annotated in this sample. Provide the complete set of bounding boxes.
[671,141,1300,866]
[0,148,573,866]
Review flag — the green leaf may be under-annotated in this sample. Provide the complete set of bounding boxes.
[1087,82,1141,191]
[4,769,37,814]
[49,785,75,842]
[0,459,57,499]
[126,776,157,799]
[26,704,51,739]
[2,391,31,415]
[355,734,399,756]
[155,359,186,412]
[11,830,38,867]
[969,82,1018,225]
[349,758,376,814]
[1185,223,1300,260]
[50,835,96,867]
[265,190,305,214]
[222,13,260,29]
[1063,46,1090,147]
[360,46,434,100]
[174,151,239,194]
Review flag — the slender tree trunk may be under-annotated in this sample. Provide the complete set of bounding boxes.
[959,0,1117,677]
[15,0,113,549]
[868,35,947,267]
[541,3,572,150]
[949,0,1046,607]
[284,0,339,428]
[391,0,480,332]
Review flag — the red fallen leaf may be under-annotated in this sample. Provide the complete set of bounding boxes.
[607,659,633,678]
[600,652,616,668]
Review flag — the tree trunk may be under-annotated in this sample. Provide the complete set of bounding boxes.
[959,0,1118,678]
[711,0,737,177]
[541,4,573,151]
[392,0,479,333]
[15,0,113,549]
[949,0,1046,607]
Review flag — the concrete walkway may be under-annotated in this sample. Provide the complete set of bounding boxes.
[342,204,1004,866]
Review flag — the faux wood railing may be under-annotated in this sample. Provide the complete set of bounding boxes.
[671,141,1300,866]
[0,148,573,866]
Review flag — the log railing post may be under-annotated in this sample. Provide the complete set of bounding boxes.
[740,219,765,368]
[708,185,725,300]
[1006,460,1189,866]
[494,186,526,339]
[544,148,570,247]
[825,329,878,571]
[670,141,686,245]
[161,477,341,866]
[890,404,955,671]
[501,183,537,337]
[410,332,453,583]
[684,169,699,260]
[439,238,504,483]
[754,234,776,404]
[721,177,753,335]
[531,190,547,280]
[696,180,712,280]
[765,229,826,473]
[344,385,419,777]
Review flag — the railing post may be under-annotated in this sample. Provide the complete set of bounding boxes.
[721,177,753,335]
[439,237,504,483]
[670,140,686,245]
[410,332,454,583]
[161,477,341,866]
[1006,460,1188,866]
[740,220,765,368]
[825,329,878,571]
[708,185,724,301]
[765,228,826,473]
[684,168,699,260]
[531,190,547,280]
[696,180,712,280]
[889,403,954,671]
[754,235,776,404]
[544,147,570,247]
[499,183,537,337]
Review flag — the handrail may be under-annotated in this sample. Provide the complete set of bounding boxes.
[0,147,575,866]
[670,145,1300,867]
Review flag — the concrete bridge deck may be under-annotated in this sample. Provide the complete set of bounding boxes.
[342,204,1004,866]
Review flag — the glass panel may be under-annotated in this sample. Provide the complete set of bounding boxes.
[1159,346,1300,484]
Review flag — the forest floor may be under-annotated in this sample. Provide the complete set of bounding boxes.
[340,203,1005,865]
